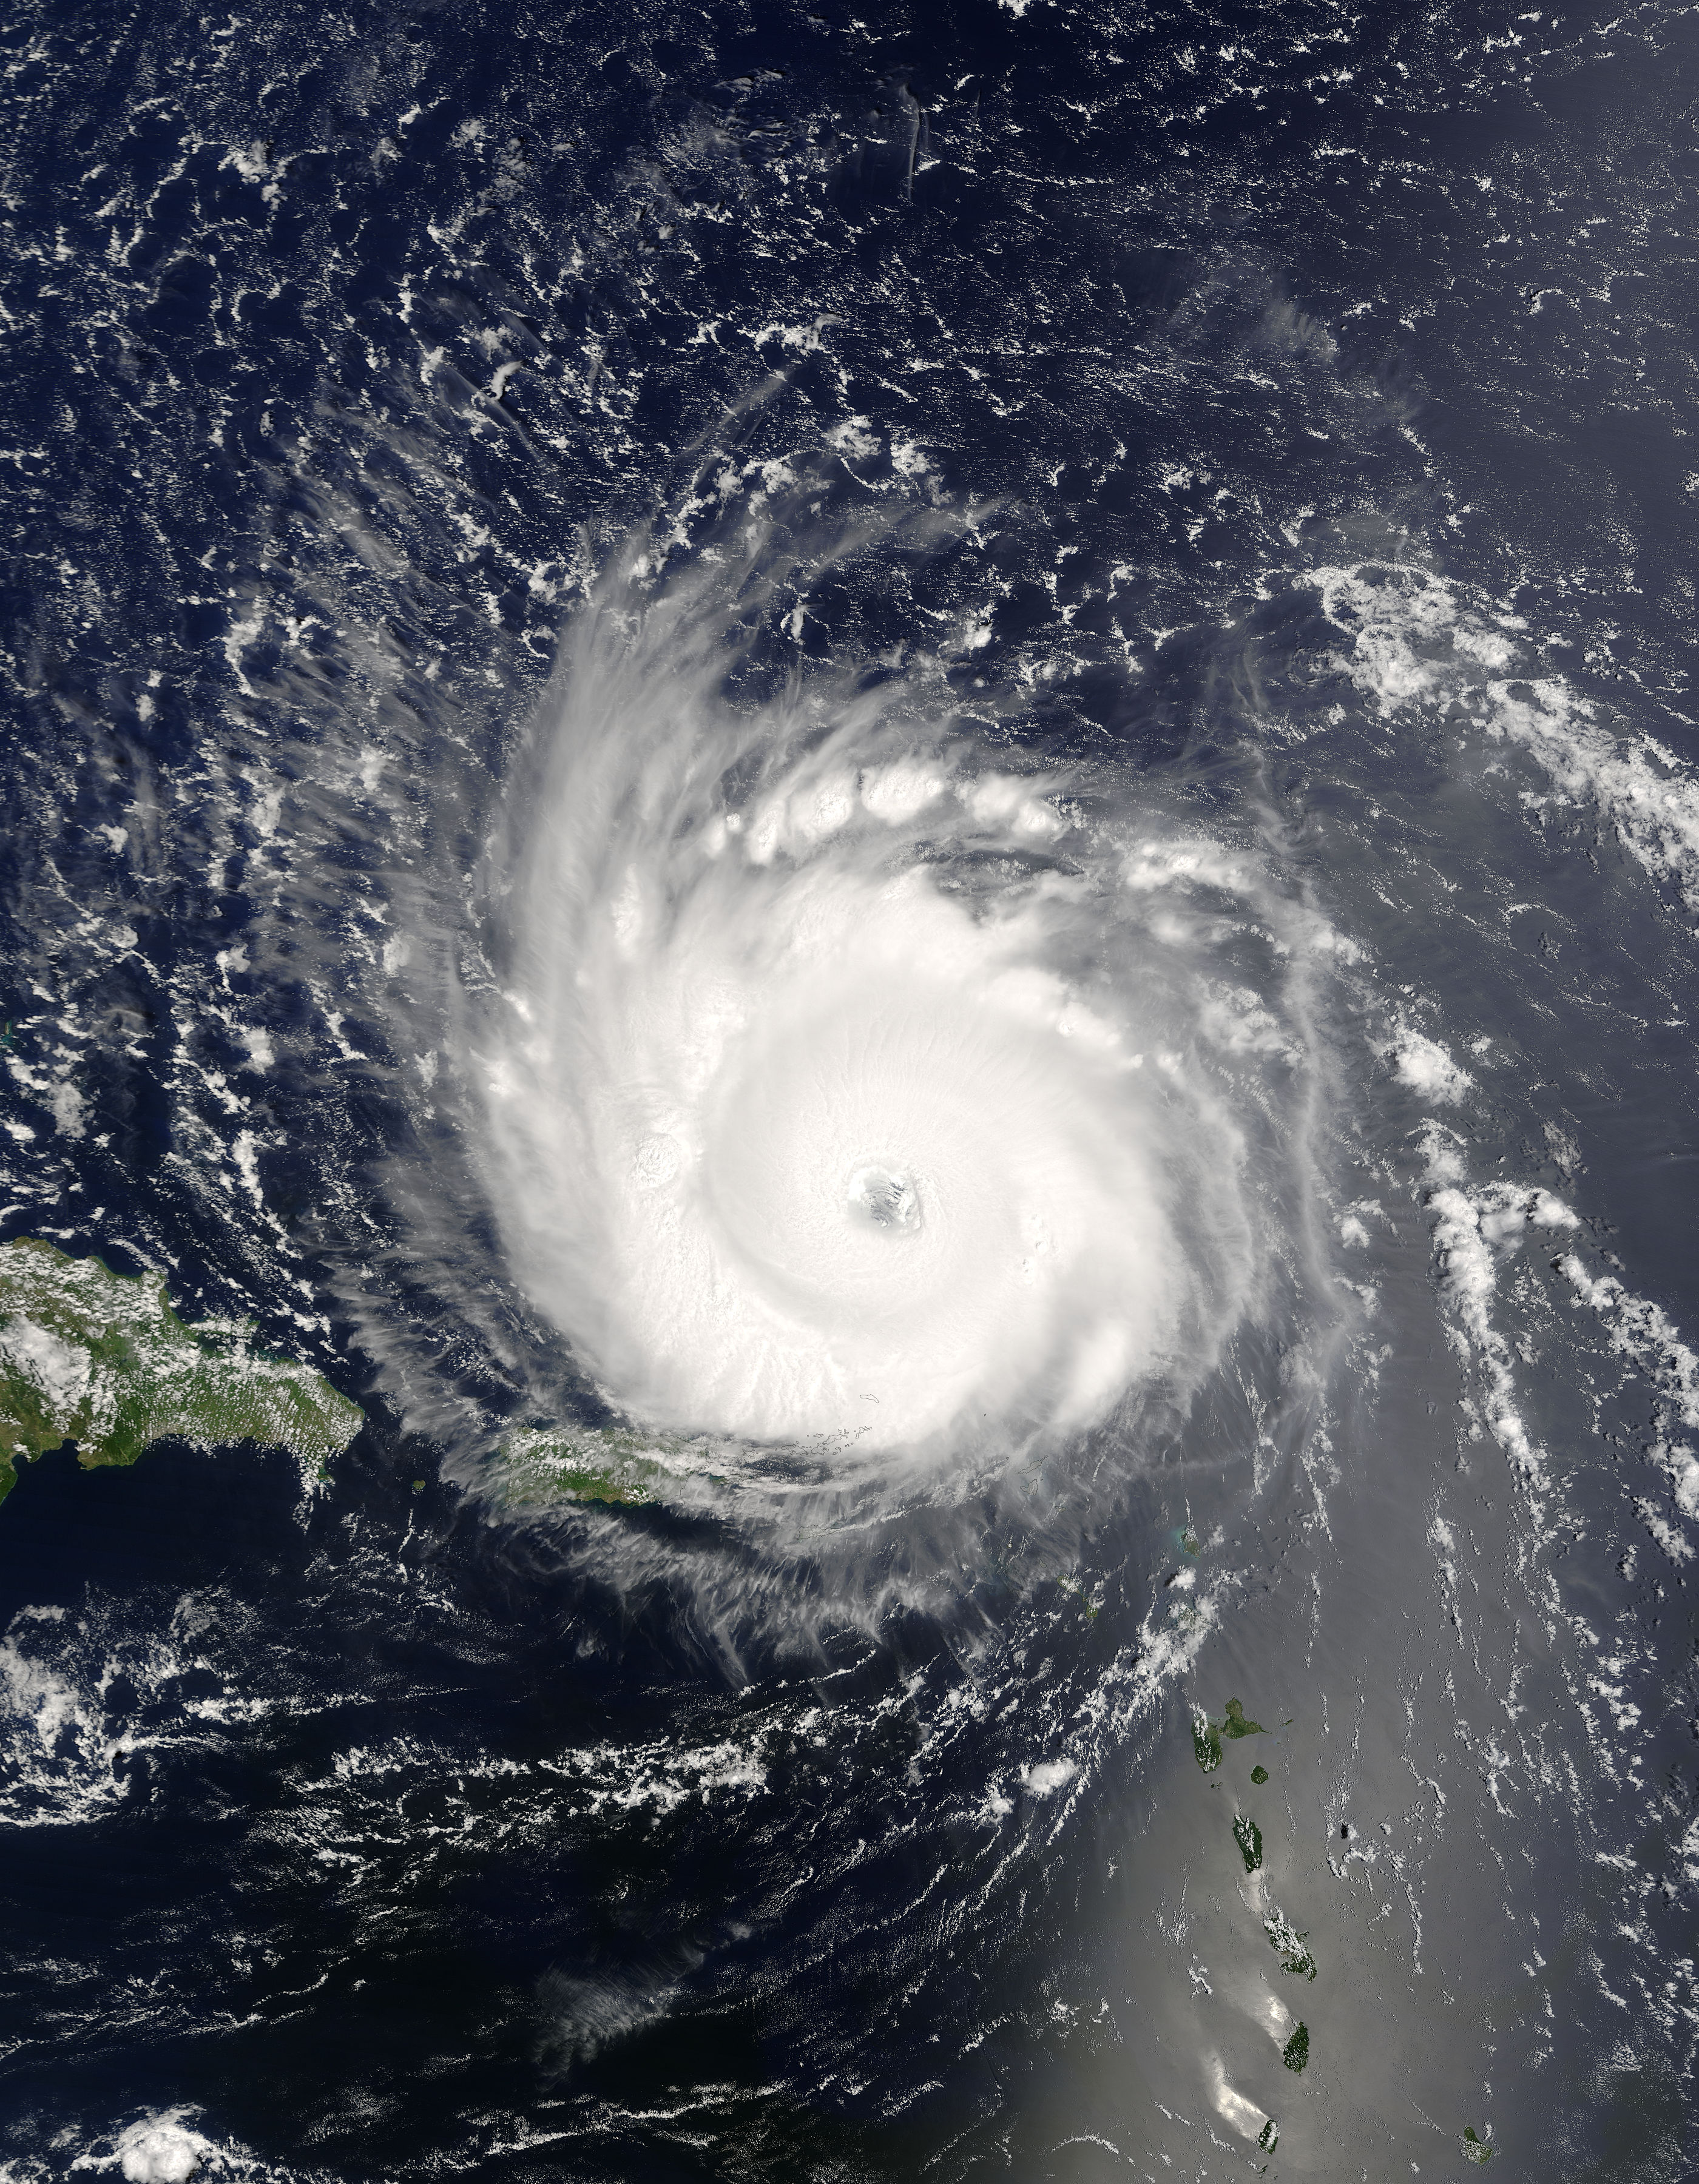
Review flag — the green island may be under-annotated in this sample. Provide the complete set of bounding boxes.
[1059,1574,1101,1622]
[1234,1813,1263,1873]
[1282,2022,1309,2073]
[0,1238,362,1501]
[489,1424,674,1508]
[1461,2126,1494,2165]
[1263,1907,1318,1981]
[1192,1696,1265,1771]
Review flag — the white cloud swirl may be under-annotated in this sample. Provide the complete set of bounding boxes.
[473,539,1327,1477]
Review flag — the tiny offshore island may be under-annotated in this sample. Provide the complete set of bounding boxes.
[0,1237,364,1503]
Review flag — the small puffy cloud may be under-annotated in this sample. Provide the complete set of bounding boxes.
[1022,1756,1078,1797]
[1394,1029,1473,1105]
[119,2123,206,2183]
[76,2114,212,2182]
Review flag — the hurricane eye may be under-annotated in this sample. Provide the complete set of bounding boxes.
[847,1165,923,1234]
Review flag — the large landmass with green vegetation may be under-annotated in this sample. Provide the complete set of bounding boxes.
[0,1238,363,1503]
[489,1426,669,1509]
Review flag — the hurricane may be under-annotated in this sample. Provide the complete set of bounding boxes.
[4,0,1699,2177]
[469,514,1325,1497]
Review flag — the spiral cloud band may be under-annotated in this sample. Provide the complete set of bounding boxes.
[479,554,1308,1472]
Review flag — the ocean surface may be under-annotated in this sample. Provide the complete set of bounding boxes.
[2,0,1698,2177]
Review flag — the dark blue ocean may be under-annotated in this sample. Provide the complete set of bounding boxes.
[2,1,1699,2177]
